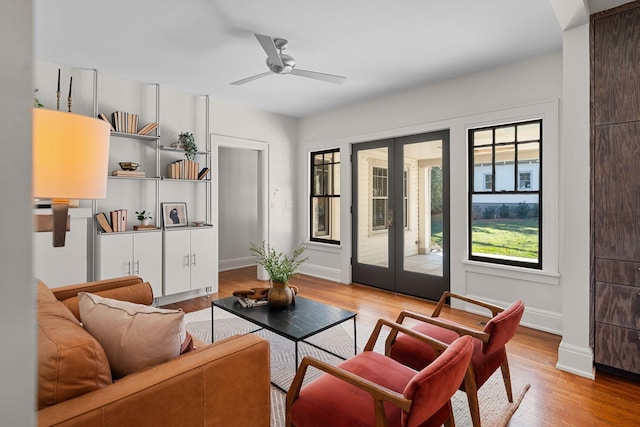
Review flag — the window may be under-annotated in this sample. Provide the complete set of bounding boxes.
[483,173,493,191]
[468,120,542,269]
[372,166,388,230]
[519,171,532,190]
[403,169,409,228]
[310,149,340,244]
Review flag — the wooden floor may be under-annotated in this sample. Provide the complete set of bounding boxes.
[163,267,640,426]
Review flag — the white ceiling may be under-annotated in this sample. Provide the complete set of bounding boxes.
[32,1,625,118]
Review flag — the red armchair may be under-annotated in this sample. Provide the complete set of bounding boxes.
[286,319,474,427]
[385,292,524,427]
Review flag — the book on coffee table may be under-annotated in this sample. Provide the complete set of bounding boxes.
[237,297,268,308]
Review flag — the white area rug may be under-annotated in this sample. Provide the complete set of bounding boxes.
[186,307,529,427]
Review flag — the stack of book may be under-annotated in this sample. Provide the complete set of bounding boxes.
[97,112,157,136]
[95,210,128,233]
[167,160,210,180]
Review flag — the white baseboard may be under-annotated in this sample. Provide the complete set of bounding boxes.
[219,256,255,272]
[298,263,342,283]
[556,341,595,379]
[460,295,563,335]
[156,288,209,306]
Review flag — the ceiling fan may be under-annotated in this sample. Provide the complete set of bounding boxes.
[230,33,347,86]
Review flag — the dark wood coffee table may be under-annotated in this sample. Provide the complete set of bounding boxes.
[211,296,357,390]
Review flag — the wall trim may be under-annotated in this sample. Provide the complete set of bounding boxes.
[299,263,342,283]
[219,257,255,272]
[556,341,595,379]
[461,295,563,335]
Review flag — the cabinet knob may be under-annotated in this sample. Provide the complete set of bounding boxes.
[127,261,131,275]
[135,260,140,275]
[192,253,197,266]
[184,255,190,267]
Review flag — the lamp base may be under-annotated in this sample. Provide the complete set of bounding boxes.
[52,201,69,247]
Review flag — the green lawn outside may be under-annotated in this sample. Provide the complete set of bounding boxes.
[430,216,538,260]
[471,218,539,259]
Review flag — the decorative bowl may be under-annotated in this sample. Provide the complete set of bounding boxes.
[119,162,139,171]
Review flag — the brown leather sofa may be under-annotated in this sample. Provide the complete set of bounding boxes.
[37,276,270,427]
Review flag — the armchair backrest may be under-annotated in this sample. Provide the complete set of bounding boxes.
[402,335,473,427]
[482,300,524,355]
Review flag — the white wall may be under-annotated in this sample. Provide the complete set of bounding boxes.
[218,146,259,270]
[0,1,36,424]
[211,101,299,257]
[298,52,564,334]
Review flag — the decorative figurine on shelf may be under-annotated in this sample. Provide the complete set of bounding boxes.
[178,132,197,160]
[135,210,152,226]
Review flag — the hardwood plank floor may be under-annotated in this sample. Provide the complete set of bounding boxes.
[163,267,640,426]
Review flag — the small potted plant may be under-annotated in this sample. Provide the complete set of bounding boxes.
[178,132,198,160]
[249,241,307,308]
[135,210,152,226]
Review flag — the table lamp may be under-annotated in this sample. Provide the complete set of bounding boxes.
[33,109,110,247]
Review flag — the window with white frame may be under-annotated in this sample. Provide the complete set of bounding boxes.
[372,166,388,230]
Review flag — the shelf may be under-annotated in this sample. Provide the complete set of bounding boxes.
[98,228,162,235]
[108,176,160,181]
[159,145,210,155]
[111,131,159,141]
[161,177,210,183]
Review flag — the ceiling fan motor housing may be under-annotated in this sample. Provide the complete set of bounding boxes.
[267,54,295,74]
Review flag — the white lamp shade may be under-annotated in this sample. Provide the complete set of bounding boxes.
[33,109,110,199]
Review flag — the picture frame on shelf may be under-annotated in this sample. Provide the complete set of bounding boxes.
[162,202,188,228]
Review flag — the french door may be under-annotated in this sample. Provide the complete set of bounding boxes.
[351,130,449,301]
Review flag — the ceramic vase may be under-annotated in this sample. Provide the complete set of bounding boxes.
[268,281,294,308]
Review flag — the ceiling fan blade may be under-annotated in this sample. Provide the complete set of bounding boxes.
[254,33,284,68]
[290,69,347,85]
[229,71,272,86]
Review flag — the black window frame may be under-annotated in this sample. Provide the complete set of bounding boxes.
[468,119,542,269]
[310,148,340,245]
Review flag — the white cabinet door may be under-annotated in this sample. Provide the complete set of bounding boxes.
[132,232,162,297]
[163,230,191,296]
[190,227,215,290]
[96,234,134,279]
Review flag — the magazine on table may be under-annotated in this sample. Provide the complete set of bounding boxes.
[237,297,268,308]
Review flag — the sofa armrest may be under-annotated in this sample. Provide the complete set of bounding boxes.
[50,276,153,321]
[38,334,271,427]
[51,276,145,301]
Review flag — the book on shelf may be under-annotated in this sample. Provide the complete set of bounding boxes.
[197,167,210,180]
[166,159,200,179]
[237,297,269,308]
[97,113,115,132]
[119,209,127,232]
[95,212,113,233]
[112,170,145,177]
[137,122,158,136]
[133,224,156,231]
[110,210,119,232]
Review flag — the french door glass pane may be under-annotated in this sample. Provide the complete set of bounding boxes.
[357,147,389,267]
[402,140,443,277]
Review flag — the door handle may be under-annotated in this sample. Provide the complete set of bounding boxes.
[134,260,140,275]
[126,261,131,275]
[192,253,196,266]
[388,209,394,227]
[184,255,190,267]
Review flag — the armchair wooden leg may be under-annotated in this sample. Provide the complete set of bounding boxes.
[463,367,481,427]
[500,357,514,402]
[444,400,456,427]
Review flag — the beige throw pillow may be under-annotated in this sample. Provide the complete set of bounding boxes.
[78,292,186,379]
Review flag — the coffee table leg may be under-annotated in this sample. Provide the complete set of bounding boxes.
[353,317,357,355]
[211,305,214,343]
